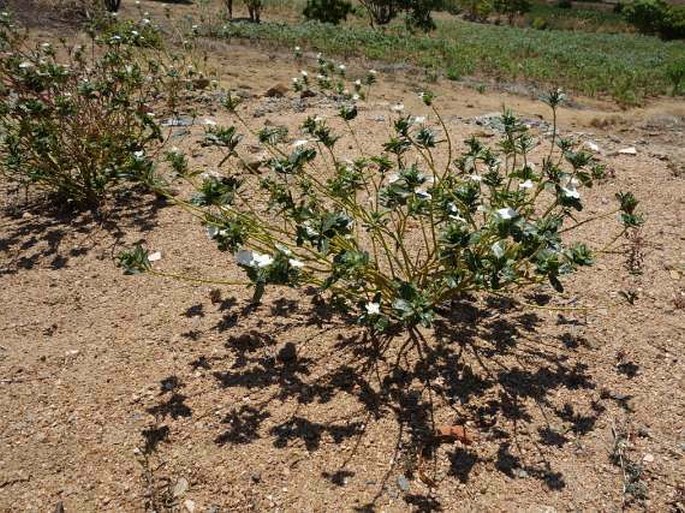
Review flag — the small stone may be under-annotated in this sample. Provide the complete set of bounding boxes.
[642,453,654,463]
[512,467,529,479]
[147,251,162,262]
[173,477,189,498]
[617,147,637,155]
[585,141,601,153]
[263,83,288,98]
[397,475,410,492]
[184,499,196,513]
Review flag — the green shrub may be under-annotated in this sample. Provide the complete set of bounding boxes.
[0,12,166,208]
[122,64,641,334]
[623,0,684,39]
[303,0,353,24]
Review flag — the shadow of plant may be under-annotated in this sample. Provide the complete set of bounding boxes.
[146,291,606,510]
[0,188,165,275]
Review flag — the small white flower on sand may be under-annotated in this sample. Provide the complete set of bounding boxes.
[316,52,322,59]
[294,46,301,52]
[253,253,273,267]
[468,174,482,182]
[133,150,145,159]
[131,30,139,36]
[412,116,426,125]
[352,94,360,101]
[561,185,580,199]
[292,77,299,83]
[316,73,325,80]
[147,251,162,262]
[206,226,218,239]
[300,70,308,77]
[416,189,432,200]
[18,61,33,69]
[192,24,199,30]
[496,207,518,220]
[289,258,305,268]
[365,302,381,315]
[41,42,51,49]
[203,118,217,126]
[292,139,309,148]
[519,179,534,189]
[110,35,121,42]
[141,18,151,25]
[354,79,362,86]
[391,103,404,112]
[338,64,346,71]
[369,69,377,75]
[235,250,273,268]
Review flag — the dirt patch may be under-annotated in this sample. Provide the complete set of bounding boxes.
[1,7,685,513]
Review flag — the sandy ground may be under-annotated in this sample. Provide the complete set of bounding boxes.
[1,3,685,512]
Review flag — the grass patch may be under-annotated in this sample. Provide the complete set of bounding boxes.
[210,17,685,103]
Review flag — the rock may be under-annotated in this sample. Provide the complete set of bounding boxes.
[184,499,196,513]
[162,117,193,127]
[397,475,410,492]
[585,141,601,153]
[642,453,655,463]
[511,467,529,479]
[617,147,637,155]
[173,477,189,498]
[147,251,162,262]
[263,83,288,98]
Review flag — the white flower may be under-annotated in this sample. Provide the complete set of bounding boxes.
[253,253,274,267]
[192,24,199,30]
[390,103,404,112]
[316,73,325,80]
[207,225,219,238]
[300,70,308,77]
[41,42,51,49]
[468,174,482,182]
[338,64,346,71]
[235,250,273,268]
[131,30,139,36]
[18,61,33,69]
[288,258,305,268]
[292,139,309,148]
[316,52,322,60]
[416,189,432,200]
[519,179,534,189]
[141,18,151,25]
[365,302,381,315]
[292,77,299,83]
[496,207,518,220]
[561,185,580,199]
[110,35,121,42]
[412,116,426,125]
[354,79,362,86]
[369,69,377,75]
[352,94,360,101]
[203,118,217,126]
[133,150,145,160]
[294,46,301,52]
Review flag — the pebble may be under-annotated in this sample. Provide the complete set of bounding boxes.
[642,453,655,463]
[173,477,189,498]
[617,147,637,155]
[184,499,196,513]
[397,475,410,492]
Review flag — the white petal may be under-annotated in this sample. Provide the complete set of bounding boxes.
[496,207,518,220]
[519,179,534,189]
[561,186,580,199]
[235,250,255,266]
[365,302,381,315]
[253,253,274,267]
[289,258,305,268]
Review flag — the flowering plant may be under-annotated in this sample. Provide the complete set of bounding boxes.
[121,59,641,333]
